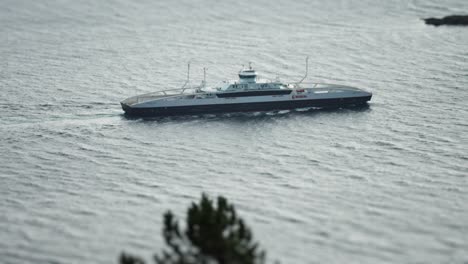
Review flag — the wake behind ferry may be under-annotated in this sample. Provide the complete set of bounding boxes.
[121,58,372,117]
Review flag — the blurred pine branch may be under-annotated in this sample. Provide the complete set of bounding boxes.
[120,194,266,264]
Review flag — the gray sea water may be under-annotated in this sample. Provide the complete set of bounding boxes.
[1,0,468,263]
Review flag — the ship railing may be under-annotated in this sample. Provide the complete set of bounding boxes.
[122,85,210,105]
[290,82,331,88]
[290,82,361,90]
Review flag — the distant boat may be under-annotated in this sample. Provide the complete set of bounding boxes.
[121,58,372,117]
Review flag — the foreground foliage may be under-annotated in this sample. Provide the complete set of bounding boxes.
[120,194,265,264]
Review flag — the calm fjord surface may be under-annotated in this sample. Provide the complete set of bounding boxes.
[1,0,467,263]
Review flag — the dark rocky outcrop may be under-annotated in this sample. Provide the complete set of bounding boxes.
[424,15,468,26]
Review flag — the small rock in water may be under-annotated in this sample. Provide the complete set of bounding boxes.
[424,15,468,26]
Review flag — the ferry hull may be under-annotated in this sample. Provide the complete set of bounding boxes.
[121,95,371,117]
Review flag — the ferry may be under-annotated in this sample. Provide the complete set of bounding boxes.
[121,58,372,117]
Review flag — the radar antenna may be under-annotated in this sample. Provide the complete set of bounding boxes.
[297,56,309,85]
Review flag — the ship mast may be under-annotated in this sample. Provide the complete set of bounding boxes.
[297,56,309,85]
[181,62,191,89]
[202,67,207,88]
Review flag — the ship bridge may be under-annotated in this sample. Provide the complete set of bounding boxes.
[238,63,257,84]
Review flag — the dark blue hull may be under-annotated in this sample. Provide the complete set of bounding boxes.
[121,95,371,117]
